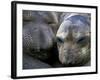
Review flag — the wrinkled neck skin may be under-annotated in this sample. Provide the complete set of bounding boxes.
[56,13,91,66]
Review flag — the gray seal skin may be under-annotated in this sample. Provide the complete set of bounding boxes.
[23,53,51,69]
[56,13,91,66]
[23,11,59,61]
[23,10,59,68]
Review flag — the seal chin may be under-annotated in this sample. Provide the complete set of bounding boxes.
[63,57,76,66]
[59,57,76,66]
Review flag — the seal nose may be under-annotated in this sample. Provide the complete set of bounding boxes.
[67,48,74,55]
[68,49,72,53]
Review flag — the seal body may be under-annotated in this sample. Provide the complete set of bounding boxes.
[23,11,59,69]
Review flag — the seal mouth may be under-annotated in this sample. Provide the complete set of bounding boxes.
[59,50,76,65]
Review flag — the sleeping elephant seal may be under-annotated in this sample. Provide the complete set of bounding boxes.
[56,13,91,66]
[23,10,59,68]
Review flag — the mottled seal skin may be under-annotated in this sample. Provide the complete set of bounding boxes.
[56,13,91,66]
[23,11,59,69]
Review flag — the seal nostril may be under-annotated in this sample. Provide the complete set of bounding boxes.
[68,49,71,53]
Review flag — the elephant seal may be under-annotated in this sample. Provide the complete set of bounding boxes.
[23,10,59,69]
[56,13,91,66]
